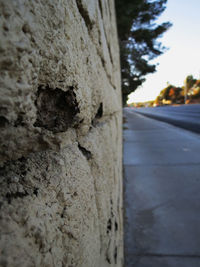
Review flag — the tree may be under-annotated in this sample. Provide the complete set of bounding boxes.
[115,0,172,105]
[185,75,196,90]
[184,75,196,103]
[153,84,184,105]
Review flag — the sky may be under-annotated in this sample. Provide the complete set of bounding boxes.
[128,0,200,103]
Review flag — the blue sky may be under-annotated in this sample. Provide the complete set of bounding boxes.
[128,0,200,103]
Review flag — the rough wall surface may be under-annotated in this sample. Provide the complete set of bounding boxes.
[0,0,123,266]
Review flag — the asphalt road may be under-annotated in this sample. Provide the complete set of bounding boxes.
[134,104,200,133]
[123,107,200,267]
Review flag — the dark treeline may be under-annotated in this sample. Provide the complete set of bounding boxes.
[115,0,172,105]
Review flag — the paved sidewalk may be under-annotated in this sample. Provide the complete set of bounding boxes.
[123,108,200,267]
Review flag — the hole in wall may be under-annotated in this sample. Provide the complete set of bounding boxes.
[34,85,80,133]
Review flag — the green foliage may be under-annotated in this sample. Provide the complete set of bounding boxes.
[115,0,172,105]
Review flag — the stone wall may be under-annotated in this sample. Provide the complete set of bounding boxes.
[0,0,123,266]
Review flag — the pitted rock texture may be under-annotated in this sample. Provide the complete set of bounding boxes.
[0,0,123,266]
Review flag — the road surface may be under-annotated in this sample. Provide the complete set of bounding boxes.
[134,104,200,133]
[123,107,200,267]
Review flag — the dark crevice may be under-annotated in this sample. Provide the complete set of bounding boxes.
[95,3,115,83]
[81,9,116,91]
[96,1,113,66]
[33,188,39,196]
[73,191,78,197]
[78,144,92,160]
[114,246,118,264]
[60,207,66,218]
[14,113,26,127]
[34,85,80,133]
[76,0,94,31]
[92,103,103,126]
[99,0,103,18]
[98,0,103,18]
[22,23,30,34]
[98,52,116,89]
[115,221,118,232]
[76,1,116,92]
[108,1,112,18]
[100,56,106,69]
[0,116,9,127]
[107,44,113,65]
[66,231,77,240]
[106,254,111,264]
[107,218,112,234]
[96,103,103,118]
[18,156,26,163]
[96,46,115,89]
[110,199,114,217]
[6,191,29,204]
[5,185,38,204]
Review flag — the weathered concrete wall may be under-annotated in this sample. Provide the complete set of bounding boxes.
[0,0,123,266]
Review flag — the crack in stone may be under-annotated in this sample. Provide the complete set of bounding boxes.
[78,143,92,160]
[76,0,94,31]
[0,116,9,127]
[92,103,103,126]
[76,0,116,90]
[114,246,118,264]
[96,49,116,90]
[5,191,29,204]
